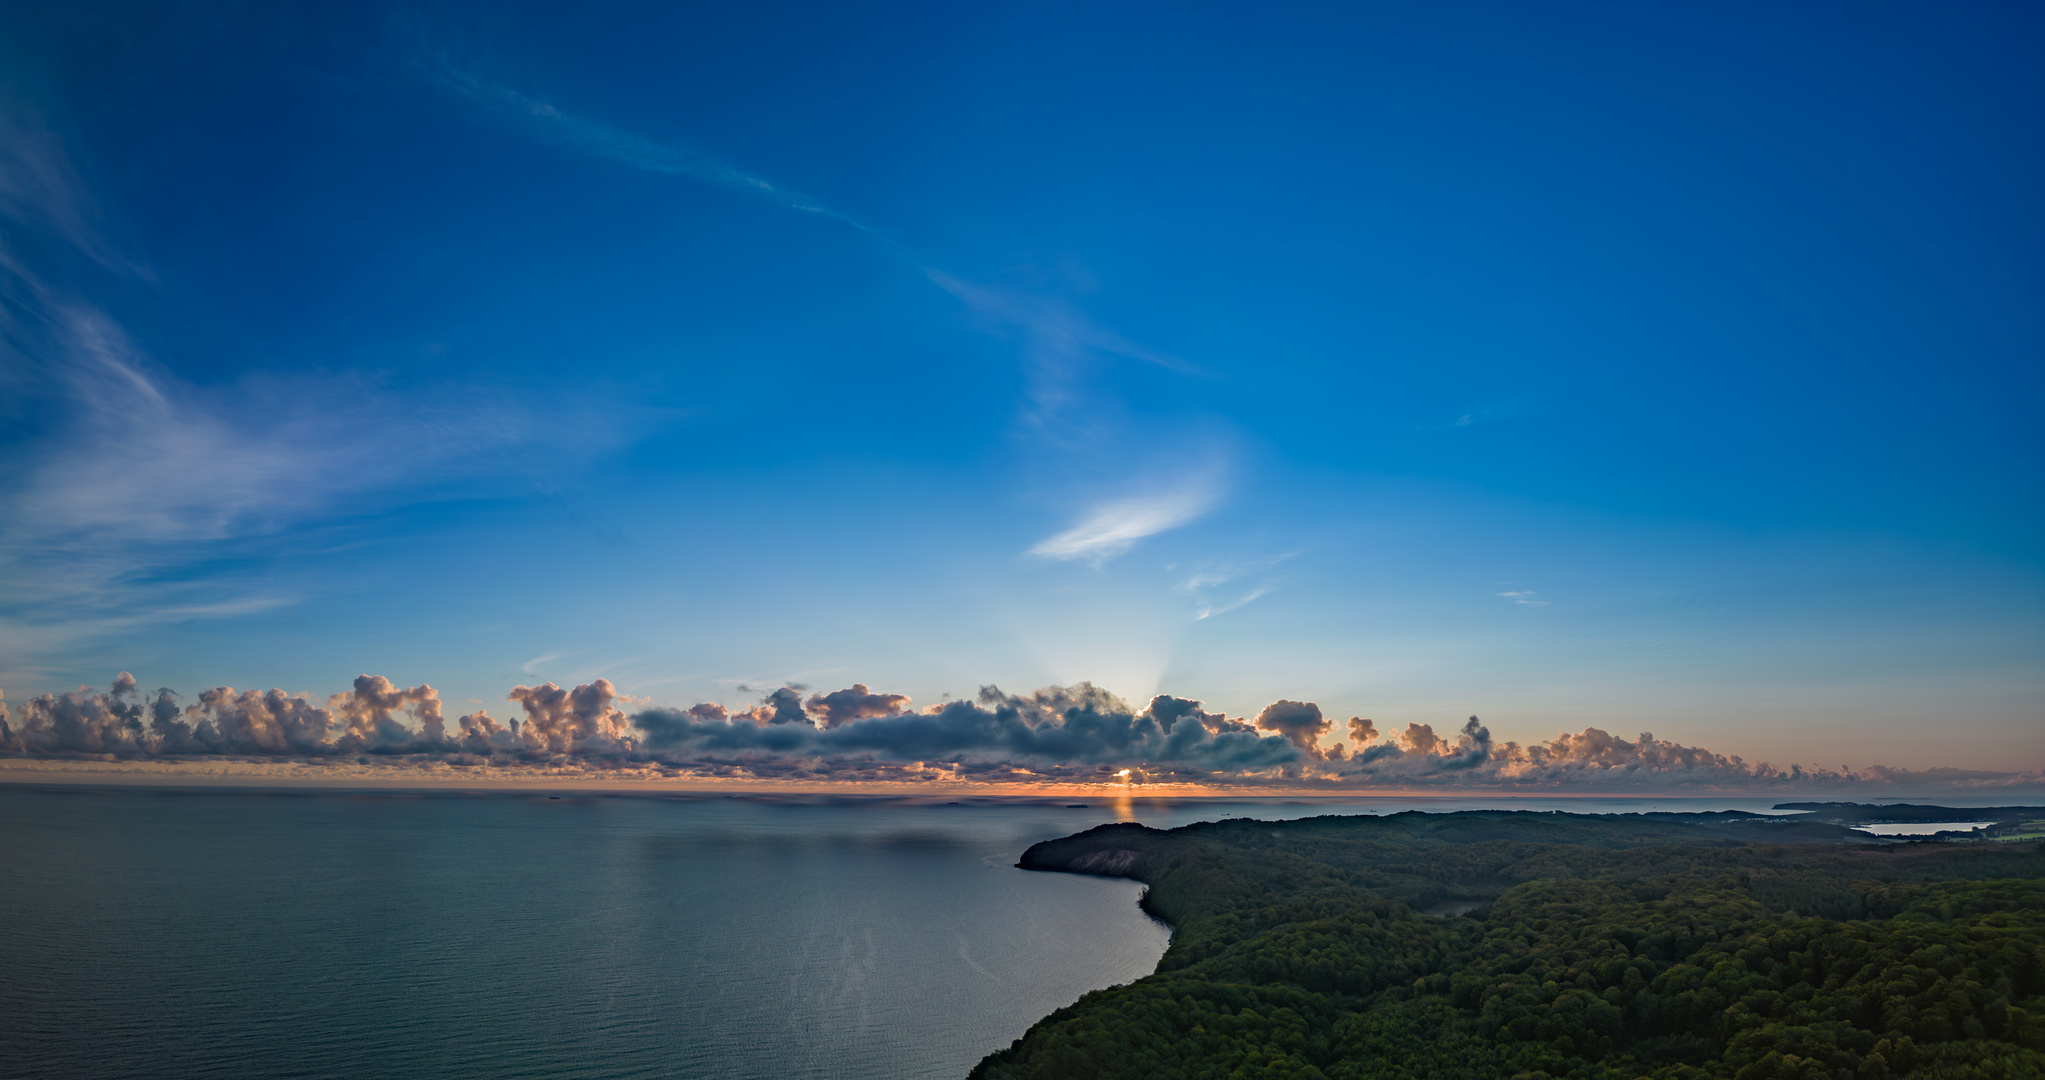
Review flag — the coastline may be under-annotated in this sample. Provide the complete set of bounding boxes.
[6,759,2040,805]
[972,812,2045,1078]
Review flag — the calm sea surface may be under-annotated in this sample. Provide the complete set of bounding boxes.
[0,787,1838,1079]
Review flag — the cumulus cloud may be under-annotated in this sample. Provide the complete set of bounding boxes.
[454,707,510,755]
[0,674,1307,783]
[332,674,445,748]
[805,684,911,729]
[725,685,810,727]
[1254,700,1331,759]
[634,684,1303,780]
[1328,714,1939,790]
[3,673,2035,794]
[506,679,629,754]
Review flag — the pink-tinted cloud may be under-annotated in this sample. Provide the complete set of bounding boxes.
[3,673,2037,794]
[805,684,911,729]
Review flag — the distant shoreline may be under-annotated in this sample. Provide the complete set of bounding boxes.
[2,764,2040,809]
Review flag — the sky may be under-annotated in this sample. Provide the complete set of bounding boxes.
[0,1,2040,789]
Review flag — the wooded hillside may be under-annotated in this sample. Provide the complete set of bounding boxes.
[972,812,2045,1080]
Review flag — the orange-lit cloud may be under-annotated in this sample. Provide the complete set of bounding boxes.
[3,673,2037,794]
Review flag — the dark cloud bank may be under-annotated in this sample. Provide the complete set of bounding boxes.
[0,674,2033,792]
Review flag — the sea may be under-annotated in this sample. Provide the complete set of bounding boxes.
[0,786,1966,1079]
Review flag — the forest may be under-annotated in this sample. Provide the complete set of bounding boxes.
[970,811,2044,1080]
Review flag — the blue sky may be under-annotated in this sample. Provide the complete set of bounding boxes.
[1,1,2039,775]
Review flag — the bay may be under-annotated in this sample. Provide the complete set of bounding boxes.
[0,786,1836,1079]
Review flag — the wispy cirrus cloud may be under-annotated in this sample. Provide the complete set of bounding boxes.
[1177,551,1296,619]
[928,270,1202,436]
[0,118,642,659]
[0,112,143,275]
[431,66,883,238]
[423,70,1224,569]
[1496,589,1549,607]
[519,653,566,676]
[1199,587,1269,620]
[435,68,1199,437]
[1029,474,1222,566]
[0,286,623,649]
[428,64,1199,431]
